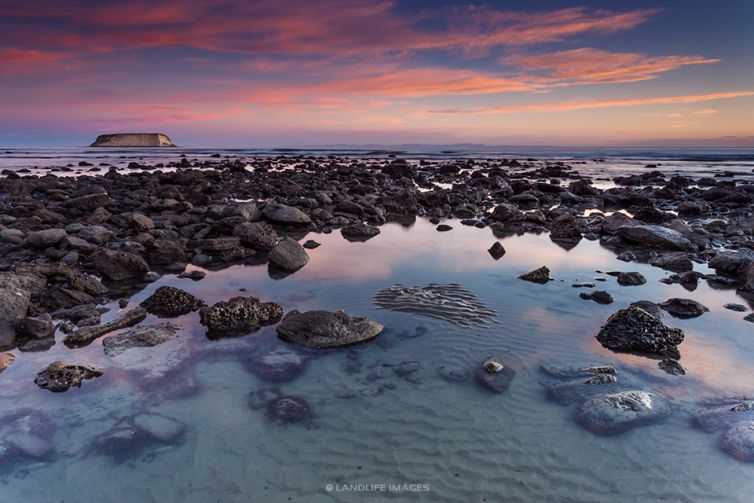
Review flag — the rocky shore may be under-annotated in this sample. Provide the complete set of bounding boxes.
[1,153,754,462]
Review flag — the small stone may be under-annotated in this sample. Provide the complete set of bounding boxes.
[488,242,506,259]
[519,266,552,284]
[268,237,310,271]
[303,240,321,249]
[140,286,205,317]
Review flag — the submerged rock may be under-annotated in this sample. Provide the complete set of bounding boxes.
[658,298,709,319]
[34,361,104,392]
[267,237,309,271]
[277,309,383,348]
[140,286,206,317]
[199,296,283,338]
[0,409,56,466]
[437,364,471,382]
[541,364,623,405]
[246,349,309,383]
[691,398,754,432]
[596,306,684,358]
[103,323,178,357]
[474,357,515,394]
[519,266,552,284]
[90,413,186,463]
[720,422,754,462]
[575,390,672,435]
[266,394,313,425]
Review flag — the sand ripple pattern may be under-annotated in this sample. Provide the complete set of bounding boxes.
[374,283,498,327]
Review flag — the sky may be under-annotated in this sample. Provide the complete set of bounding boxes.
[1,0,753,147]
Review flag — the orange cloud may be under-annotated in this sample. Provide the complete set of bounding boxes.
[503,48,718,85]
[430,90,754,115]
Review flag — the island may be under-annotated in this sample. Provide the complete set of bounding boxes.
[90,133,175,147]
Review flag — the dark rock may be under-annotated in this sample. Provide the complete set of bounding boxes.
[659,298,709,319]
[103,323,178,357]
[193,237,241,251]
[549,213,582,241]
[617,272,647,286]
[341,223,381,242]
[575,390,671,435]
[149,239,187,265]
[436,224,453,232]
[519,266,552,284]
[91,250,149,281]
[233,222,277,251]
[649,253,693,272]
[543,372,620,405]
[596,306,684,358]
[26,229,67,248]
[303,239,320,249]
[488,242,506,259]
[268,237,309,271]
[579,290,615,304]
[178,269,206,281]
[15,313,54,339]
[199,296,283,337]
[34,361,103,392]
[140,286,206,317]
[724,303,748,312]
[617,224,696,251]
[263,202,311,224]
[277,309,383,348]
[658,358,686,375]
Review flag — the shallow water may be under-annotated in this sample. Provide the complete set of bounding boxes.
[1,218,753,502]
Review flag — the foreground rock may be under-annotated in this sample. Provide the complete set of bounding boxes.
[0,409,56,466]
[140,286,205,317]
[64,308,147,348]
[90,133,174,147]
[541,364,622,405]
[199,296,283,338]
[596,306,684,358]
[276,309,383,348]
[719,422,754,462]
[474,357,515,394]
[103,323,178,357]
[34,361,104,392]
[519,266,552,284]
[575,390,672,435]
[691,398,754,432]
[90,412,186,463]
[488,242,506,259]
[267,237,309,271]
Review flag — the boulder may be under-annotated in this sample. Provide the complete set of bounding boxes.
[341,223,381,242]
[34,361,104,392]
[262,203,311,224]
[26,229,67,248]
[0,287,30,350]
[488,242,506,259]
[617,224,696,251]
[91,250,149,281]
[268,237,309,271]
[63,193,110,211]
[140,286,205,317]
[596,306,684,358]
[575,390,671,435]
[199,296,283,337]
[692,399,754,432]
[549,213,582,241]
[233,222,277,251]
[616,271,646,286]
[149,239,187,265]
[277,309,383,348]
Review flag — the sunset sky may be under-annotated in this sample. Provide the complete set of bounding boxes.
[1,0,753,147]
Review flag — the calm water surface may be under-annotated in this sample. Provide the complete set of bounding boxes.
[1,219,753,502]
